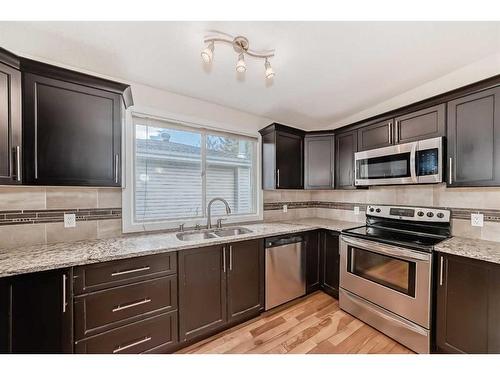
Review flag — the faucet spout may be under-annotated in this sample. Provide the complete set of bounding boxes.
[207,198,231,229]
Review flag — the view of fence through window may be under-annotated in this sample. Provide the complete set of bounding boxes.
[134,118,256,223]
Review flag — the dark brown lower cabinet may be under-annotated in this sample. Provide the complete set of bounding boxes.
[178,239,264,344]
[227,239,264,323]
[320,231,340,298]
[306,230,321,293]
[1,269,73,353]
[435,253,500,353]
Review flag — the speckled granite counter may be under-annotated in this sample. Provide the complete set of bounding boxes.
[0,218,360,278]
[435,236,500,265]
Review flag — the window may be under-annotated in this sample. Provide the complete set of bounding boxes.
[124,114,260,232]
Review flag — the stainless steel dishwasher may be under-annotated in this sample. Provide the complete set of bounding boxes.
[265,234,306,310]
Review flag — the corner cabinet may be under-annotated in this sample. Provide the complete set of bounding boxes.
[178,239,264,343]
[22,72,123,186]
[0,52,22,184]
[335,130,357,189]
[304,134,334,189]
[447,86,500,187]
[435,253,500,353]
[259,123,305,190]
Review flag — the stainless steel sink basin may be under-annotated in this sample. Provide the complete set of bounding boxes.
[176,226,253,241]
[176,231,218,241]
[213,227,253,237]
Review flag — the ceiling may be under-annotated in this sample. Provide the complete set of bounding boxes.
[0,21,499,130]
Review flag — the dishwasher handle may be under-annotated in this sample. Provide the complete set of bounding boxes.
[265,235,304,248]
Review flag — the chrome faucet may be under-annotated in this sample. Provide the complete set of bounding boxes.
[207,198,231,229]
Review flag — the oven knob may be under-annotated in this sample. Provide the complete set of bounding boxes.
[437,212,444,218]
[417,211,424,217]
[369,207,374,212]
[375,208,381,213]
[427,212,434,218]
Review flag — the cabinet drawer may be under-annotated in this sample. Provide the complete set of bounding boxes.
[75,311,178,354]
[74,252,177,294]
[75,275,177,339]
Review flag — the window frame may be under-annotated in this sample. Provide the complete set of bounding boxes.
[122,109,263,233]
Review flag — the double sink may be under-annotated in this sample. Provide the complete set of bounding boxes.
[176,226,253,241]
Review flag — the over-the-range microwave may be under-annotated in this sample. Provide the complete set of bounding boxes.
[354,136,443,186]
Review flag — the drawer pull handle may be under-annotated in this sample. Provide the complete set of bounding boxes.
[111,266,151,277]
[112,298,151,312]
[113,336,151,353]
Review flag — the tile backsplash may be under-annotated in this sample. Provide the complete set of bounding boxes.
[0,186,122,249]
[264,184,500,242]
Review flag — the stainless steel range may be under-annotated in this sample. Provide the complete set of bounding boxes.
[339,204,451,353]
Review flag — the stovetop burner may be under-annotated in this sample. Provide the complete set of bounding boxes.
[342,204,452,252]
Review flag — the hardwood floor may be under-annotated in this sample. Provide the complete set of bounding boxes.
[176,291,414,354]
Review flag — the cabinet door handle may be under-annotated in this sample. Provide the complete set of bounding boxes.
[112,298,151,312]
[439,256,445,286]
[222,246,227,273]
[395,121,399,143]
[111,266,150,277]
[276,169,280,188]
[113,336,151,353]
[13,146,21,182]
[229,245,233,271]
[62,273,67,313]
[115,154,119,184]
[448,158,453,184]
[389,122,393,144]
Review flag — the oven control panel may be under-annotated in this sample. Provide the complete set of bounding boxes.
[366,205,450,222]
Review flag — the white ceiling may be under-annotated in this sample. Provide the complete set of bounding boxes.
[0,21,499,130]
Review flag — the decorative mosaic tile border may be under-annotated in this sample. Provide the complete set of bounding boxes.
[264,201,500,222]
[0,208,122,226]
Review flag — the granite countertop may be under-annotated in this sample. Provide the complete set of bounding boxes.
[0,218,360,278]
[435,236,500,265]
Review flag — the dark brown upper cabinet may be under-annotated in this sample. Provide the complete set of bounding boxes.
[2,268,73,354]
[447,86,500,187]
[435,253,500,354]
[0,50,22,185]
[259,123,305,190]
[394,104,445,143]
[226,239,264,324]
[357,119,393,151]
[304,134,334,190]
[335,130,357,189]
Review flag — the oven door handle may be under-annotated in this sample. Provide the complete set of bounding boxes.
[410,142,418,183]
[341,235,430,262]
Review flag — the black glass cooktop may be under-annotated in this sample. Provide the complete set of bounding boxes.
[342,225,448,251]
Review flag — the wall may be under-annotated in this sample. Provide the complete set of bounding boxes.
[263,185,500,241]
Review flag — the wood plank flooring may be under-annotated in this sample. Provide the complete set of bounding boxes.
[176,291,414,354]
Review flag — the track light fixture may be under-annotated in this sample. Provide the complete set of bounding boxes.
[201,32,275,80]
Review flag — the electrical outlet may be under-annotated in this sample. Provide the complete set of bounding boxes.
[64,213,76,228]
[471,213,484,227]
[354,206,360,215]
[283,204,288,213]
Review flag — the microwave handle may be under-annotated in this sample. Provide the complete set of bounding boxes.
[410,143,418,183]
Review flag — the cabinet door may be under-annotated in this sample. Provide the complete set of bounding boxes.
[335,131,357,189]
[436,253,489,353]
[0,279,9,353]
[227,240,264,323]
[305,231,321,293]
[261,130,276,190]
[0,62,21,184]
[447,86,500,186]
[178,245,227,342]
[9,269,73,353]
[275,131,303,189]
[304,135,334,189]
[321,231,340,298]
[23,73,122,186]
[395,104,445,143]
[357,119,393,151]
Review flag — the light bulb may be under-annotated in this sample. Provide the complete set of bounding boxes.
[236,53,247,73]
[201,41,214,63]
[265,59,275,79]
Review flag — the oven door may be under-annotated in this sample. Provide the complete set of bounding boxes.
[355,142,417,186]
[340,235,431,328]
